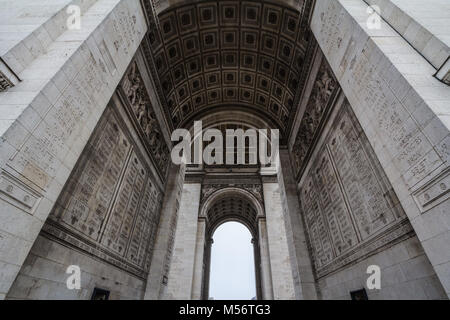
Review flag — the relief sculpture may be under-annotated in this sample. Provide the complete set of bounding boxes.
[122,61,170,179]
[201,183,264,207]
[292,58,338,178]
[0,71,13,92]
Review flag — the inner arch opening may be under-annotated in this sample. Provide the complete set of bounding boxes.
[209,222,256,300]
[200,188,263,300]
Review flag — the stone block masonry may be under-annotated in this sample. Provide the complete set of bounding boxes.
[0,0,147,298]
[311,0,450,297]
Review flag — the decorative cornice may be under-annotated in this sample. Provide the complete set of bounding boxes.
[200,183,264,207]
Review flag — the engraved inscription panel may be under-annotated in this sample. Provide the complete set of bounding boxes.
[314,0,445,189]
[300,102,411,277]
[45,106,162,278]
[58,118,130,240]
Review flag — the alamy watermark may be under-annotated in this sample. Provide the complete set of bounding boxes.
[366,5,382,30]
[67,5,81,30]
[367,265,381,290]
[170,121,279,166]
[66,265,81,290]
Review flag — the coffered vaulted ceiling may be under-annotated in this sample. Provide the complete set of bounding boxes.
[206,194,258,236]
[140,0,315,139]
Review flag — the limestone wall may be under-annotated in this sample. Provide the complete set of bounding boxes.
[163,182,201,299]
[6,89,166,299]
[307,0,450,298]
[363,0,450,71]
[262,181,297,300]
[144,163,185,300]
[7,235,146,300]
[295,91,446,300]
[0,0,148,299]
[318,236,446,299]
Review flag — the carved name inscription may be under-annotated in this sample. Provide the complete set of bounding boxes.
[315,0,445,190]
[45,107,162,278]
[300,102,411,277]
[6,3,142,191]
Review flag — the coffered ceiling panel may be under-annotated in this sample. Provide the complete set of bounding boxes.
[141,0,314,138]
[207,195,258,235]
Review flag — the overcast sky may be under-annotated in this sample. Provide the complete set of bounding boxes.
[209,222,256,300]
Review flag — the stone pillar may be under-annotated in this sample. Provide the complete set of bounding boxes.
[201,238,213,300]
[277,148,317,299]
[311,0,450,297]
[191,218,206,300]
[257,218,274,300]
[262,178,296,299]
[364,0,450,71]
[164,182,201,299]
[0,0,147,299]
[144,163,185,300]
[252,238,263,300]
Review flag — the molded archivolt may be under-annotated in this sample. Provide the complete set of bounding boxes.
[198,186,265,300]
[140,0,315,137]
[200,187,264,237]
[196,110,273,131]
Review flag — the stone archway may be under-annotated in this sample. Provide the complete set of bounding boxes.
[198,187,267,300]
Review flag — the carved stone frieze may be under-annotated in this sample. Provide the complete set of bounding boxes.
[201,183,263,207]
[121,61,170,178]
[0,70,13,92]
[292,57,338,178]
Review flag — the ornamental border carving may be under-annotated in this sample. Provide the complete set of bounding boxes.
[200,183,264,210]
[0,70,14,92]
[292,56,340,181]
[119,59,170,180]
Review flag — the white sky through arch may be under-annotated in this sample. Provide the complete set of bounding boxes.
[209,222,256,300]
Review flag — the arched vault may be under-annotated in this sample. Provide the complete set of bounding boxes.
[140,0,315,141]
[200,187,264,238]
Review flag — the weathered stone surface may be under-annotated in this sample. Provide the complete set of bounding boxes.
[311,0,450,297]
[299,101,412,278]
[163,182,201,299]
[7,235,146,300]
[144,163,185,300]
[262,181,296,300]
[43,102,163,279]
[0,0,448,301]
[0,0,147,298]
[120,61,170,178]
